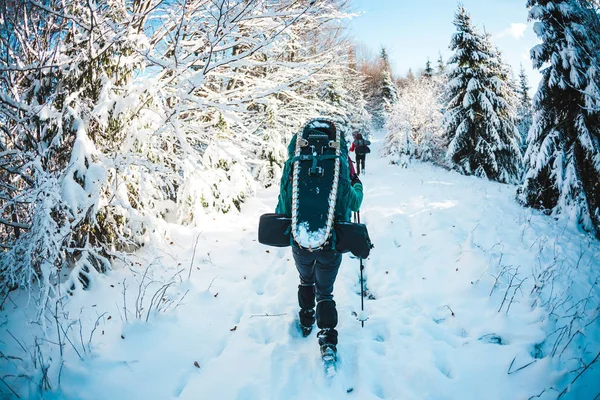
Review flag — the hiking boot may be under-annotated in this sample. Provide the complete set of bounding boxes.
[300,325,312,337]
[317,327,338,346]
[320,343,337,362]
[299,309,315,337]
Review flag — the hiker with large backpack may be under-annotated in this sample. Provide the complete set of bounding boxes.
[259,118,370,367]
[349,132,371,175]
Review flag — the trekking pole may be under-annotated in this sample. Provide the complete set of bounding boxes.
[356,211,365,328]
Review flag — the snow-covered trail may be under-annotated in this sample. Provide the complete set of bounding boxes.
[7,130,599,400]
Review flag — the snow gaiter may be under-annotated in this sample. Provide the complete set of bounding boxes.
[298,284,316,327]
[316,299,338,345]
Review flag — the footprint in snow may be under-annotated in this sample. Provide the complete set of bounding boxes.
[234,384,259,400]
[247,318,278,345]
[434,351,454,379]
[173,364,201,398]
[372,382,386,399]
[370,339,386,356]
[478,333,506,345]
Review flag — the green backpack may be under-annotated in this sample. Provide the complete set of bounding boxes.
[289,119,348,249]
[277,119,353,227]
[260,118,372,258]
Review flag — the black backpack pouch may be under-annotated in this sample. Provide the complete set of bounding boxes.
[258,213,291,247]
[334,222,373,259]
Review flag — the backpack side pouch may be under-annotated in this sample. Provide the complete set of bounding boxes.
[258,213,291,247]
[334,222,373,258]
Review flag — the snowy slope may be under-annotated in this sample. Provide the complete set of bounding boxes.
[1,130,599,400]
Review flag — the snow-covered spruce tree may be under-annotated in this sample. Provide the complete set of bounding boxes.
[518,0,600,237]
[442,6,522,183]
[368,47,398,129]
[484,31,522,148]
[374,68,398,127]
[437,53,447,76]
[432,53,450,112]
[385,75,445,166]
[423,59,435,79]
[516,65,533,153]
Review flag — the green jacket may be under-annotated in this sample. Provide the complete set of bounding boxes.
[275,133,363,222]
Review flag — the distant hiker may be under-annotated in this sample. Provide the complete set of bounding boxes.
[274,118,363,363]
[349,132,371,175]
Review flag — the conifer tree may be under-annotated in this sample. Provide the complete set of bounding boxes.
[423,58,434,79]
[380,47,398,105]
[518,0,600,236]
[381,70,399,106]
[483,32,521,126]
[370,46,398,128]
[517,66,532,110]
[380,47,391,70]
[437,52,446,75]
[442,6,522,183]
[516,65,533,152]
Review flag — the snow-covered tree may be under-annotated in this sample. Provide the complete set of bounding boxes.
[437,52,447,76]
[381,69,399,108]
[385,76,445,166]
[362,46,399,129]
[341,48,372,135]
[484,31,522,139]
[0,0,155,303]
[516,66,533,152]
[518,0,600,237]
[380,47,392,70]
[354,44,403,129]
[369,68,398,129]
[423,59,434,79]
[128,0,358,218]
[0,0,361,300]
[442,6,522,183]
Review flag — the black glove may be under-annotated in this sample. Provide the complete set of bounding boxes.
[351,174,361,187]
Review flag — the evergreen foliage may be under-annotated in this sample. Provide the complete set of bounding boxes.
[437,52,447,75]
[372,47,399,128]
[442,6,522,183]
[518,0,600,237]
[516,66,533,152]
[424,59,434,79]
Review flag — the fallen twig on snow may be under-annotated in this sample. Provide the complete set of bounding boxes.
[249,313,286,318]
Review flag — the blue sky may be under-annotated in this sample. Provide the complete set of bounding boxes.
[348,0,542,92]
